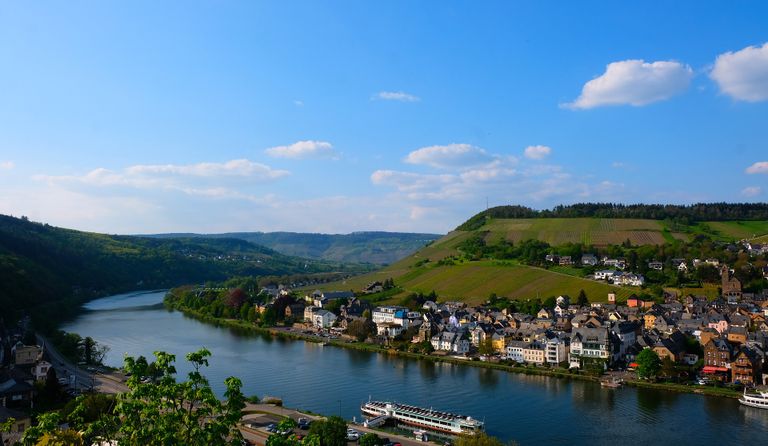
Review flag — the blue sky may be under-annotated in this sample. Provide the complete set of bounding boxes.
[1,1,767,234]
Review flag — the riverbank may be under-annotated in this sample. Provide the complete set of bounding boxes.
[163,299,743,401]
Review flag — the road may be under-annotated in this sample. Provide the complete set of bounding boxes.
[36,334,129,395]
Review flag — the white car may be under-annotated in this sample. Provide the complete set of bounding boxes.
[346,428,359,441]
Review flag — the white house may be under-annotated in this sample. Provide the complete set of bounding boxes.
[594,270,618,280]
[505,341,526,363]
[431,331,470,354]
[312,309,337,329]
[33,360,52,382]
[545,336,569,365]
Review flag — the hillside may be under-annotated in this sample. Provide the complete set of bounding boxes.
[0,215,368,324]
[147,231,441,265]
[307,205,768,305]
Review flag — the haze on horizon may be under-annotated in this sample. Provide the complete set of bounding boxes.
[1,1,767,235]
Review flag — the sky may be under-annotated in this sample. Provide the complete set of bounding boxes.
[1,1,767,235]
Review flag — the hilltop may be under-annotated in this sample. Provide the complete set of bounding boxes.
[307,203,768,305]
[146,231,441,265]
[0,214,368,324]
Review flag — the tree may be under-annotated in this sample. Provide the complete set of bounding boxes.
[116,348,246,445]
[636,348,662,379]
[359,433,385,446]
[577,289,589,306]
[27,349,246,446]
[346,319,374,342]
[478,338,495,356]
[307,416,347,446]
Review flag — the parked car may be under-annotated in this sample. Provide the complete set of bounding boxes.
[265,423,277,433]
[297,418,311,430]
[346,428,359,441]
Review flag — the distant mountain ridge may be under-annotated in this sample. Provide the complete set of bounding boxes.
[0,215,367,324]
[145,231,442,265]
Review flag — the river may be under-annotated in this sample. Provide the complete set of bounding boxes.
[62,290,768,444]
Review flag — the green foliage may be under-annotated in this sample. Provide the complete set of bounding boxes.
[636,348,662,379]
[359,433,386,446]
[346,319,375,342]
[307,416,347,446]
[478,338,495,356]
[455,431,516,446]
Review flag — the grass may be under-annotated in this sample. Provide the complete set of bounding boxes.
[483,218,674,246]
[703,221,768,240]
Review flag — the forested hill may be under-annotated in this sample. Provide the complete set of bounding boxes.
[0,215,368,324]
[147,231,442,265]
[458,203,768,231]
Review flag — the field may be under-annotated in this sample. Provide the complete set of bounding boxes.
[306,258,634,305]
[483,218,672,246]
[702,221,768,240]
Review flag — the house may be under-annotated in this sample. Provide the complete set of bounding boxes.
[727,326,748,345]
[431,331,470,354]
[0,406,30,443]
[731,347,763,384]
[310,290,355,308]
[523,342,546,365]
[304,306,320,323]
[311,309,337,329]
[581,254,598,266]
[569,327,611,369]
[594,270,618,280]
[703,338,732,379]
[363,281,384,294]
[707,312,729,334]
[491,331,506,353]
[545,334,569,365]
[285,303,306,319]
[614,273,645,287]
[469,323,494,346]
[0,370,34,408]
[12,344,41,366]
[545,254,559,263]
[603,258,626,270]
[33,361,52,382]
[611,321,638,358]
[505,340,526,363]
[648,261,664,271]
[558,256,573,266]
[627,296,646,308]
[653,337,684,362]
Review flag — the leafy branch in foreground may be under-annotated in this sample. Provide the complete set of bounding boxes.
[22,348,245,446]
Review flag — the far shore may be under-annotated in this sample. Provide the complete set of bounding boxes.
[163,299,743,401]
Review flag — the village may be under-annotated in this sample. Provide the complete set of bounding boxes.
[298,252,768,388]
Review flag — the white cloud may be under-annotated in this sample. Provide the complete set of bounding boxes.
[563,59,693,109]
[293,100,304,107]
[264,140,337,159]
[611,161,628,169]
[0,161,14,170]
[125,159,287,178]
[523,145,552,160]
[711,42,768,102]
[373,91,420,102]
[746,161,768,174]
[742,186,762,197]
[404,144,497,169]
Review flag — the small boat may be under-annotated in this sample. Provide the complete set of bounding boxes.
[739,389,768,409]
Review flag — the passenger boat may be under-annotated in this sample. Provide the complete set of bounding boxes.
[360,400,484,435]
[739,389,768,409]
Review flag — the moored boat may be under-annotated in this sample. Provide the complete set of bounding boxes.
[361,400,484,435]
[739,389,768,409]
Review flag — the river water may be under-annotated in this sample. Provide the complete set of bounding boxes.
[62,290,768,444]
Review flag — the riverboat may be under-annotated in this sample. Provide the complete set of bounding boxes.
[739,389,768,409]
[360,400,484,435]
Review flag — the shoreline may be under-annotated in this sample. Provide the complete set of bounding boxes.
[163,299,742,401]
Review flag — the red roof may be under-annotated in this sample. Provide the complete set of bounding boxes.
[702,366,728,373]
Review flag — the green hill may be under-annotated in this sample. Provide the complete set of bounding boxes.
[0,215,368,324]
[146,231,441,265]
[306,204,768,305]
